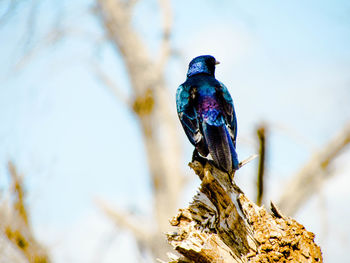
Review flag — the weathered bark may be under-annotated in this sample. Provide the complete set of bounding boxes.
[166,160,323,262]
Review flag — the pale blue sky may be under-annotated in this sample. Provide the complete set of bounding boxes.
[1,0,350,262]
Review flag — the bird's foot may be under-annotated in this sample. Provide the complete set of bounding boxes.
[192,149,207,166]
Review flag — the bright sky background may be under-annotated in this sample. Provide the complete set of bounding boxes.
[1,0,350,262]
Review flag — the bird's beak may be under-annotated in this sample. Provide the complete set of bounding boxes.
[215,60,220,65]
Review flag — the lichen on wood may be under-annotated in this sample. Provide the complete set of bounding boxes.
[166,160,322,262]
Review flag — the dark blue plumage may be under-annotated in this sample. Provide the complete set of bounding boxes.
[176,55,239,173]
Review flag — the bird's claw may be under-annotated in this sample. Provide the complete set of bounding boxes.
[192,149,207,166]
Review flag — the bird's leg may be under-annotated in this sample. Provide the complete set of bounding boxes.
[192,149,207,166]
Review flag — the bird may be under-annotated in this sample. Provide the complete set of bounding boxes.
[176,55,239,173]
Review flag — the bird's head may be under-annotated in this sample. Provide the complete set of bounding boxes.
[187,55,220,78]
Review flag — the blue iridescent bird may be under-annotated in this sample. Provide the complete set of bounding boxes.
[176,55,239,173]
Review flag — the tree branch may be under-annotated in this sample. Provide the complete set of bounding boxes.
[14,28,65,71]
[7,162,29,226]
[0,161,51,263]
[91,61,131,107]
[156,0,172,72]
[96,0,184,236]
[256,124,266,206]
[277,122,350,216]
[167,161,323,262]
[0,0,20,27]
[96,1,186,259]
[96,199,151,244]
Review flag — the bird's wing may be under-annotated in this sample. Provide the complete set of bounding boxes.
[176,84,202,146]
[217,81,237,146]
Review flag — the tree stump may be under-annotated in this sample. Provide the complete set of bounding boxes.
[166,160,322,262]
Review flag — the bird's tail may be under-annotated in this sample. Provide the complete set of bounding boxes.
[202,117,239,173]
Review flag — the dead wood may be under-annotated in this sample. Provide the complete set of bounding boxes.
[166,160,322,263]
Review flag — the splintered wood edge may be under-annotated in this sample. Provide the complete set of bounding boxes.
[239,154,259,168]
[167,210,242,263]
[237,195,323,262]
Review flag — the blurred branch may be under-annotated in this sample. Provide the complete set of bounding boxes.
[5,2,100,72]
[0,0,20,27]
[96,199,151,245]
[256,124,266,206]
[96,0,155,96]
[96,1,184,259]
[277,122,350,216]
[14,28,65,71]
[91,62,131,107]
[126,0,139,9]
[156,0,172,72]
[0,161,51,263]
[271,122,316,152]
[7,162,29,226]
[96,0,183,215]
[96,198,173,260]
[22,0,39,50]
[239,154,258,169]
[14,25,104,72]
